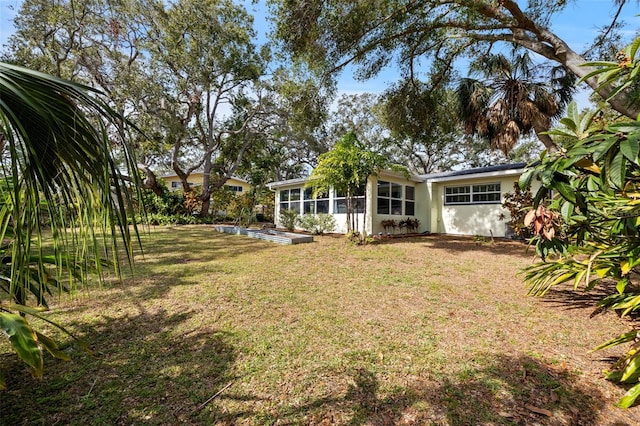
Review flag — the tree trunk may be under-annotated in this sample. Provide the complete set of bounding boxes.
[137,164,164,196]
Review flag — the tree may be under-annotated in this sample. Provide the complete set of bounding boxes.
[5,0,274,217]
[269,0,640,119]
[380,79,470,173]
[307,132,399,242]
[457,51,574,153]
[0,63,139,386]
[519,37,640,408]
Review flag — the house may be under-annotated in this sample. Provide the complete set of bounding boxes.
[267,163,540,237]
[161,172,251,194]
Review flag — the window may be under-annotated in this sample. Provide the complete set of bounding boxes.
[377,181,404,215]
[405,186,415,216]
[303,188,329,214]
[444,183,501,205]
[279,188,301,214]
[224,185,243,192]
[171,181,180,189]
[334,185,365,214]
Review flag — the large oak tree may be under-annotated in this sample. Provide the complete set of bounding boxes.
[269,0,639,120]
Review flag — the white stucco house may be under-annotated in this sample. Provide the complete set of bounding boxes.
[267,162,540,237]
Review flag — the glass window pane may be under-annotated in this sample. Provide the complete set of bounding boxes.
[377,181,390,198]
[290,188,300,201]
[391,183,402,199]
[354,197,365,213]
[304,187,314,200]
[391,199,403,215]
[405,201,415,216]
[280,202,288,212]
[354,185,366,197]
[303,201,315,214]
[289,202,300,214]
[316,200,330,214]
[280,190,289,202]
[405,186,415,200]
[334,199,347,214]
[377,197,389,214]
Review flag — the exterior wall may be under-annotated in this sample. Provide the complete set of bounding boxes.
[429,174,539,237]
[270,166,538,237]
[368,173,428,236]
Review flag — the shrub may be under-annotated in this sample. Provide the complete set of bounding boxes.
[381,219,397,234]
[279,209,298,231]
[399,217,420,233]
[297,213,337,235]
[500,182,535,238]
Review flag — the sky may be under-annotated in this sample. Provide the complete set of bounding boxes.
[1,0,640,105]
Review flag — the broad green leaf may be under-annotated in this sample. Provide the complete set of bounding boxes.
[620,135,640,164]
[608,151,626,188]
[35,332,71,361]
[593,330,638,352]
[621,353,640,382]
[554,181,577,203]
[617,382,640,408]
[0,312,43,377]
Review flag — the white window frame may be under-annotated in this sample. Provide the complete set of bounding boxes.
[444,183,501,205]
[279,188,301,214]
[303,188,330,215]
[334,186,365,214]
[377,180,405,215]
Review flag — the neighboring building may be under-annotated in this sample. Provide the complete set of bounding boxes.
[267,163,540,237]
[161,172,251,194]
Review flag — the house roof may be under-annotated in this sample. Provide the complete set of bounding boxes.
[267,163,529,188]
[420,162,528,182]
[266,177,309,189]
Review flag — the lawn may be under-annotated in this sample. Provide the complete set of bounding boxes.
[1,225,639,425]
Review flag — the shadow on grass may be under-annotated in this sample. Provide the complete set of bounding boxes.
[269,353,610,425]
[135,227,272,265]
[0,307,243,425]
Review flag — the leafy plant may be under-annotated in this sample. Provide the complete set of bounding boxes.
[398,217,420,233]
[500,183,535,238]
[381,219,397,234]
[520,94,640,406]
[297,214,337,235]
[279,209,298,231]
[0,63,140,386]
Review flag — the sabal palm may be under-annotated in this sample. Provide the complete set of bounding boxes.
[0,62,140,383]
[457,52,574,154]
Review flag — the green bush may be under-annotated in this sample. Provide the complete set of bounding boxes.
[297,213,337,235]
[279,209,299,231]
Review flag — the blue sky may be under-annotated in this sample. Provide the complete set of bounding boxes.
[1,0,639,103]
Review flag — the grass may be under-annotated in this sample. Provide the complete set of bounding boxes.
[2,225,640,425]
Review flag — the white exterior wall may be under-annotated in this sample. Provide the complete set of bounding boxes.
[368,173,428,236]
[270,166,538,238]
[429,174,540,237]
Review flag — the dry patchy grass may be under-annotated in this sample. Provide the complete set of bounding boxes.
[1,225,640,425]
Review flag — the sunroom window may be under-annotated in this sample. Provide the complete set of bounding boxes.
[279,188,301,214]
[377,181,404,215]
[303,188,330,214]
[334,185,365,214]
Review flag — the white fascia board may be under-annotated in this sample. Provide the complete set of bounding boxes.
[425,168,524,183]
[377,170,425,183]
[266,177,309,189]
